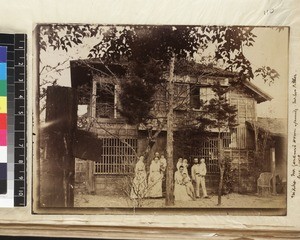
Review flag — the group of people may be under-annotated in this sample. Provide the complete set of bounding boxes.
[174,157,209,201]
[130,152,166,199]
[130,152,209,201]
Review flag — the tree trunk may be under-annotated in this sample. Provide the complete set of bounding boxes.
[217,132,223,206]
[143,125,164,161]
[165,54,175,206]
[218,165,224,205]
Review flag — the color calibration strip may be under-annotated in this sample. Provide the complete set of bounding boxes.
[0,46,7,196]
[0,34,26,207]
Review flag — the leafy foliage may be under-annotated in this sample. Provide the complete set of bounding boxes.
[118,76,155,125]
[88,26,212,124]
[174,127,211,160]
[88,26,212,64]
[117,58,165,124]
[197,82,238,132]
[39,25,280,124]
[39,24,102,51]
[222,157,237,194]
[255,66,280,85]
[40,25,280,89]
[212,26,257,80]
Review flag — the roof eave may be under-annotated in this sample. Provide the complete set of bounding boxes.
[242,80,273,103]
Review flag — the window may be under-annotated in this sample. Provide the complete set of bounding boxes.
[190,86,200,109]
[190,138,219,174]
[231,98,256,124]
[96,83,115,118]
[200,87,215,104]
[190,86,216,109]
[94,138,138,174]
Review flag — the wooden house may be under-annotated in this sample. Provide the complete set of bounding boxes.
[70,59,284,196]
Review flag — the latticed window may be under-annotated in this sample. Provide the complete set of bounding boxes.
[222,131,233,148]
[191,139,219,174]
[94,138,138,174]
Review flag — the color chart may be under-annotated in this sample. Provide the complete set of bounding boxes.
[0,34,26,207]
[0,46,7,196]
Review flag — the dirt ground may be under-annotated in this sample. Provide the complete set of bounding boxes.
[74,192,286,210]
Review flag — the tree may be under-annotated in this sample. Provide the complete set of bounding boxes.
[197,82,238,205]
[39,24,280,207]
[88,26,212,206]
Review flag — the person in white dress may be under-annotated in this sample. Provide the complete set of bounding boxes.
[182,172,196,200]
[174,165,193,201]
[130,156,147,199]
[147,157,162,198]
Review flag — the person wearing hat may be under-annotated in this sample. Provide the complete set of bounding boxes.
[191,158,209,198]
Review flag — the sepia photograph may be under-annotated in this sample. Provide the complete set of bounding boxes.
[34,24,288,214]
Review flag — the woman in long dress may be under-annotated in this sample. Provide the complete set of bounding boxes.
[147,157,163,198]
[174,165,193,201]
[130,156,147,199]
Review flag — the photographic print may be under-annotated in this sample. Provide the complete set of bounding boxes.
[34,24,288,214]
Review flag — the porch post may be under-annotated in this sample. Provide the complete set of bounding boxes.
[91,79,97,118]
[271,147,276,195]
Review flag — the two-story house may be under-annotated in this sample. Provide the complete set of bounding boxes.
[70,59,282,196]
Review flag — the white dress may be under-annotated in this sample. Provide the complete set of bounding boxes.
[147,160,162,198]
[174,170,193,201]
[130,160,147,199]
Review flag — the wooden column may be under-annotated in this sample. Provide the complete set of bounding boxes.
[40,86,77,207]
[91,79,97,118]
[271,147,276,195]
